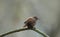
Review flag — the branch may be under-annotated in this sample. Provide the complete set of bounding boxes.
[0,28,49,37]
[31,28,49,37]
[0,28,29,37]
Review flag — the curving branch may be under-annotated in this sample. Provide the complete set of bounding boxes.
[0,28,49,37]
[32,28,49,37]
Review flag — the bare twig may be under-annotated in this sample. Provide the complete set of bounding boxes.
[0,28,49,37]
[32,28,49,37]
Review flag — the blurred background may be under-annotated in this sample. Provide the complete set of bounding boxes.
[0,0,60,37]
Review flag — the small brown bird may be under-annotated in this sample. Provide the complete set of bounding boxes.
[24,16,38,29]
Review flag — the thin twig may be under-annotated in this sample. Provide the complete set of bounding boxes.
[0,28,49,37]
[32,29,49,37]
[0,28,29,37]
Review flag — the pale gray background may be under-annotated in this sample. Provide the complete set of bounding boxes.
[0,0,60,37]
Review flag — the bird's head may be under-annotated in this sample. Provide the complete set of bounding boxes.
[33,16,38,20]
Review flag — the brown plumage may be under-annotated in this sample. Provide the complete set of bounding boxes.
[24,16,38,29]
